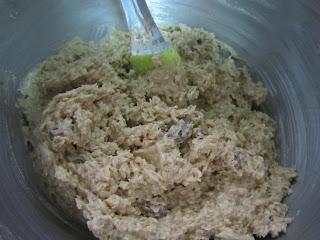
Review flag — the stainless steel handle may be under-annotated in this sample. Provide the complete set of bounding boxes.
[120,0,168,55]
[120,0,153,31]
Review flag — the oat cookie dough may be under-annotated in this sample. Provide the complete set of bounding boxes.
[20,25,296,240]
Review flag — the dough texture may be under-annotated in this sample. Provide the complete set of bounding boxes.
[20,25,296,240]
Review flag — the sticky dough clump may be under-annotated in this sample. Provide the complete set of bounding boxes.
[20,25,296,240]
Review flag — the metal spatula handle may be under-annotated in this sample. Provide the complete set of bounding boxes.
[120,0,169,55]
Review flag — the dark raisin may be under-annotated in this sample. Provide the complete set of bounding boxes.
[22,113,29,126]
[27,141,34,152]
[230,95,238,107]
[212,170,219,176]
[123,63,131,73]
[73,54,81,60]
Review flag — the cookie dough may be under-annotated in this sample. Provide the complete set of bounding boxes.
[20,25,296,240]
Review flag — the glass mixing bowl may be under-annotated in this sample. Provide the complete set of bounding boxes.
[1,0,320,239]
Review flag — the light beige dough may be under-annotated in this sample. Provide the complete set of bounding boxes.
[20,25,296,240]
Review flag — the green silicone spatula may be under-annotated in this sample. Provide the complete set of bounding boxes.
[120,0,181,74]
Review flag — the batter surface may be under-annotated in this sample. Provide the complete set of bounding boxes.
[20,25,296,240]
